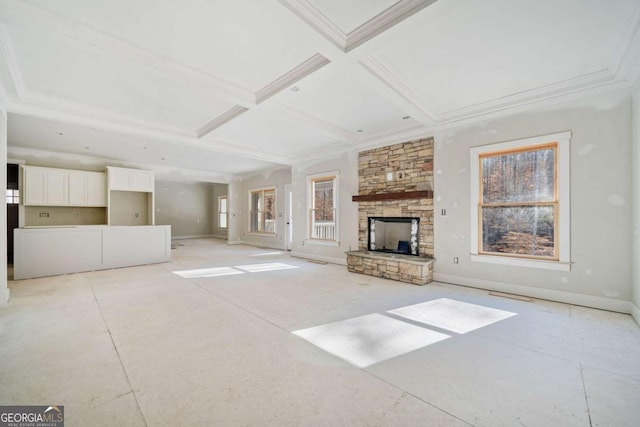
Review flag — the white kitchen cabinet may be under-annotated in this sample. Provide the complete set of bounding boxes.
[23,166,69,206]
[107,166,154,192]
[69,171,107,206]
[14,225,171,280]
[23,166,107,207]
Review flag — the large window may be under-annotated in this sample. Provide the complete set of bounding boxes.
[249,188,276,234]
[218,196,228,229]
[308,173,338,242]
[470,132,570,270]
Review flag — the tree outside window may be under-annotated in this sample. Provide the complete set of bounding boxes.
[479,144,557,259]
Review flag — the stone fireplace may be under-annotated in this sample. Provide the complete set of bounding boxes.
[346,137,435,285]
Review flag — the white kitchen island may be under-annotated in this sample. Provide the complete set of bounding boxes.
[14,225,171,280]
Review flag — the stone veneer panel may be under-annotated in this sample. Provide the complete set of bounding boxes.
[357,137,434,257]
[349,137,435,285]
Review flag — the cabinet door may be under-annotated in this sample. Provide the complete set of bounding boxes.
[108,168,131,191]
[24,167,47,205]
[87,172,107,206]
[46,170,68,205]
[68,172,88,206]
[131,170,154,192]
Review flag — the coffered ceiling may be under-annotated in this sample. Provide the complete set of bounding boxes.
[1,0,639,179]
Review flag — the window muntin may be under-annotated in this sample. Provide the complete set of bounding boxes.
[309,176,337,241]
[479,143,558,260]
[218,196,228,229]
[6,189,19,204]
[249,188,276,234]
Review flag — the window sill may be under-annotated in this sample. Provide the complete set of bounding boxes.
[470,254,571,271]
[305,239,339,247]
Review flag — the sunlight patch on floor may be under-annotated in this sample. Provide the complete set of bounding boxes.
[388,298,517,334]
[173,262,298,278]
[234,263,298,273]
[172,267,245,278]
[250,251,283,257]
[293,313,450,368]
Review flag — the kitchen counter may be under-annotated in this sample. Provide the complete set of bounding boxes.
[14,225,171,280]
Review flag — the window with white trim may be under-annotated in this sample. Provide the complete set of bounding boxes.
[470,132,571,270]
[308,172,338,243]
[249,188,276,234]
[218,196,228,229]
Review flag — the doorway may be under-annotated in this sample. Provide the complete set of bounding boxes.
[7,164,19,263]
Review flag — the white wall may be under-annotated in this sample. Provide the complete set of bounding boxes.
[238,167,291,250]
[290,151,359,264]
[434,89,633,313]
[155,180,215,238]
[0,109,7,304]
[632,79,640,323]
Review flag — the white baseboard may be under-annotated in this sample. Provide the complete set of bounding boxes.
[433,273,632,314]
[172,234,215,240]
[227,240,244,245]
[631,302,640,326]
[290,251,347,266]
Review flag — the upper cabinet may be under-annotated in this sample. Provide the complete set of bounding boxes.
[22,166,107,207]
[107,166,154,192]
[69,170,108,206]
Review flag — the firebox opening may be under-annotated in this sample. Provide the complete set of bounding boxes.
[368,217,420,256]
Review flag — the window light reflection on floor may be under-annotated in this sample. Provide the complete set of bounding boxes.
[173,267,245,279]
[250,251,283,257]
[293,313,450,368]
[234,263,298,273]
[388,298,517,334]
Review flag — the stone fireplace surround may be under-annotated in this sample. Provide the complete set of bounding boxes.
[347,137,435,285]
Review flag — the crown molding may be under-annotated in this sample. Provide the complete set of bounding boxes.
[345,0,436,52]
[12,94,195,140]
[0,0,255,105]
[8,96,294,166]
[278,1,346,51]
[269,104,357,142]
[359,55,438,124]
[360,54,632,128]
[279,0,435,52]
[197,105,249,138]
[437,69,618,122]
[7,145,236,183]
[255,53,330,104]
[609,1,640,83]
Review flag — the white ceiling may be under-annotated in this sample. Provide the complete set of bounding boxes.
[1,0,639,180]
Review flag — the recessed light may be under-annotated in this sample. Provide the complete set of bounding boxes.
[84,146,90,150]
[357,129,363,133]
[143,146,148,150]
[161,157,165,161]
[290,86,300,92]
[56,132,63,136]
[402,116,411,120]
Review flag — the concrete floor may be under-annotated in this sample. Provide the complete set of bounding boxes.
[1,238,639,426]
